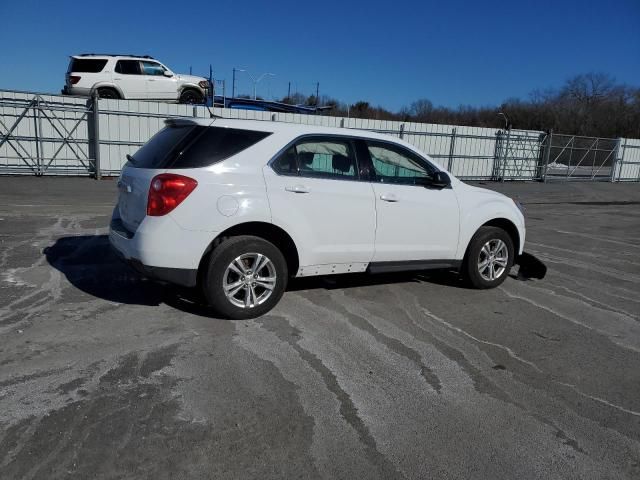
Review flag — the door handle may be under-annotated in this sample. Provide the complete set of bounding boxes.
[380,193,399,202]
[148,79,156,82]
[285,185,310,193]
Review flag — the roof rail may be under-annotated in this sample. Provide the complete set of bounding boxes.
[77,53,155,59]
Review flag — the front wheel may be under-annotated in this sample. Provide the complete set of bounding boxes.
[462,226,514,289]
[202,236,288,319]
[179,89,203,104]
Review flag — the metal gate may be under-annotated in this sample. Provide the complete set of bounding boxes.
[0,92,97,176]
[494,130,546,181]
[542,134,619,181]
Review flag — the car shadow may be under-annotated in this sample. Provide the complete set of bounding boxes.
[45,234,532,318]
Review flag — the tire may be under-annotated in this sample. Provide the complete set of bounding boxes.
[462,226,514,289]
[179,89,203,104]
[96,88,119,99]
[202,235,288,319]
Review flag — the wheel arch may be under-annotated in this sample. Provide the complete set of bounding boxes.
[91,83,124,99]
[197,222,300,283]
[478,218,520,255]
[179,84,206,99]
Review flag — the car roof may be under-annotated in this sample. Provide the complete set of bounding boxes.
[71,54,155,60]
[168,117,416,145]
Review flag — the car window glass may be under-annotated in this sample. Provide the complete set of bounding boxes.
[141,61,165,76]
[69,59,108,73]
[115,60,142,75]
[272,147,297,175]
[130,126,272,169]
[367,142,434,184]
[294,139,357,179]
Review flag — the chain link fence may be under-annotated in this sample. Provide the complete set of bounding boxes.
[1,89,639,182]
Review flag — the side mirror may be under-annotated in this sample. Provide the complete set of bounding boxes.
[430,171,451,188]
[163,70,173,77]
[416,172,451,189]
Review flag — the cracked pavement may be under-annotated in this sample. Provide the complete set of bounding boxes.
[0,177,639,479]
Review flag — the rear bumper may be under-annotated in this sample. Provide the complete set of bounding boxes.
[109,215,207,288]
[112,244,198,287]
[62,85,92,97]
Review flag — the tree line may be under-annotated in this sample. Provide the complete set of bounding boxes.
[280,73,640,138]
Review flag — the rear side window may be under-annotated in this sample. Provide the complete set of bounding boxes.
[130,126,271,169]
[115,60,142,75]
[272,136,358,179]
[68,59,108,73]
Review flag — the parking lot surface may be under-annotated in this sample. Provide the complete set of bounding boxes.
[1,177,639,479]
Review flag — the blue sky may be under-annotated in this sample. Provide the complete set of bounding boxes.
[1,0,638,110]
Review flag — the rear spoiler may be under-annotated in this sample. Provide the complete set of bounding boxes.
[164,117,222,129]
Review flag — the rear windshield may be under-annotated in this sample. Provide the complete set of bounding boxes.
[129,125,272,169]
[69,58,108,73]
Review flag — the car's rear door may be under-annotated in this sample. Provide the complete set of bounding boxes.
[263,135,376,272]
[364,140,460,262]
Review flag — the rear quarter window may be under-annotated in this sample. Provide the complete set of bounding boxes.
[69,59,108,73]
[129,126,272,169]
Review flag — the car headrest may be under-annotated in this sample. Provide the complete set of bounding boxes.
[332,154,352,173]
[298,152,314,167]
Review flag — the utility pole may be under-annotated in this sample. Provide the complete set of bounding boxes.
[316,82,319,107]
[287,82,291,100]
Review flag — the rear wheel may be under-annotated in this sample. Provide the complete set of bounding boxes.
[202,236,288,319]
[462,226,514,289]
[96,87,119,99]
[179,89,203,104]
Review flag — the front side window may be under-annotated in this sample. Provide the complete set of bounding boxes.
[115,60,142,75]
[367,141,435,185]
[141,61,166,76]
[272,137,358,179]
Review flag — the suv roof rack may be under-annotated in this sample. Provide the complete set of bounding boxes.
[77,53,155,59]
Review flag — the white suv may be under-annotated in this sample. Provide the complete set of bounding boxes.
[109,118,530,319]
[63,54,209,104]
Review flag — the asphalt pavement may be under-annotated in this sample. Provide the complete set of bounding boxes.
[1,176,639,479]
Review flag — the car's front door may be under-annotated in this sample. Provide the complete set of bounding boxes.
[365,140,460,262]
[141,61,176,100]
[113,60,147,99]
[263,136,376,272]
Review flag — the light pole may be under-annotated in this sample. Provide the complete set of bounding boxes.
[497,111,510,130]
[232,68,245,98]
[247,72,275,100]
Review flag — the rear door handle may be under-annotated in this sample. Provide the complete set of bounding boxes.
[285,185,310,193]
[380,193,399,202]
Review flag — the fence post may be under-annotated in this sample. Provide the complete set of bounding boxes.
[447,127,457,172]
[501,127,511,182]
[542,130,553,183]
[33,97,41,176]
[399,123,404,139]
[610,138,623,182]
[92,92,101,180]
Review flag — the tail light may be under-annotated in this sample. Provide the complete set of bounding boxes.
[69,75,81,85]
[147,173,198,216]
